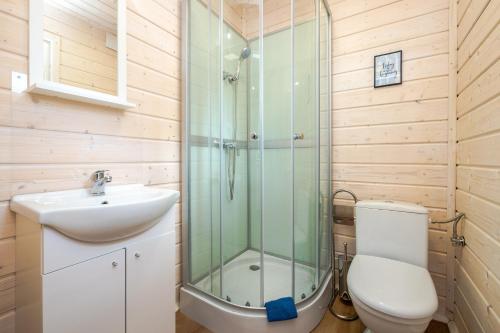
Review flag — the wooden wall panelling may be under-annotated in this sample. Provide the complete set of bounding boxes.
[332,31,450,75]
[333,10,449,56]
[446,0,458,319]
[0,275,15,315]
[453,305,470,333]
[455,0,500,332]
[0,311,14,333]
[332,0,448,39]
[457,0,500,70]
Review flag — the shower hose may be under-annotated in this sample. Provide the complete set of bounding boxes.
[226,79,237,201]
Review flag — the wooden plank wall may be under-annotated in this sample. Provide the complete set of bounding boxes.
[0,0,183,331]
[454,0,500,332]
[327,0,452,321]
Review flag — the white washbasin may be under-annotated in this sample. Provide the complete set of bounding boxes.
[10,184,180,242]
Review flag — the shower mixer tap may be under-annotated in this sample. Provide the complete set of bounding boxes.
[223,142,237,149]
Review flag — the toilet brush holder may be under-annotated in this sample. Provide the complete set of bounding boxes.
[338,251,353,304]
[329,242,358,321]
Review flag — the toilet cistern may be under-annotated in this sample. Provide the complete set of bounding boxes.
[90,169,113,196]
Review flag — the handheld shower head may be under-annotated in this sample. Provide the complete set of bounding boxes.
[233,47,251,81]
[240,47,251,60]
[224,47,251,82]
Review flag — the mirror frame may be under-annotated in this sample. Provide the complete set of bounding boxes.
[28,0,134,109]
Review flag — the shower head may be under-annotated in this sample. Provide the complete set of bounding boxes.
[224,47,251,82]
[240,47,251,60]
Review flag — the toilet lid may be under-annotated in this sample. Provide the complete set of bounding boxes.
[347,255,438,319]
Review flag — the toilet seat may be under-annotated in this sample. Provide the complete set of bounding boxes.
[348,255,438,320]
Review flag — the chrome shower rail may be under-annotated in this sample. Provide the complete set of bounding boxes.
[190,134,317,149]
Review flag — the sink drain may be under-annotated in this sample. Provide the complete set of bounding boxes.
[101,201,109,205]
[249,264,260,271]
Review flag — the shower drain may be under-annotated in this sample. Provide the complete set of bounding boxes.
[249,264,260,271]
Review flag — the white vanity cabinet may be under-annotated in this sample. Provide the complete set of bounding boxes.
[41,234,175,333]
[11,185,179,333]
[127,233,175,332]
[43,250,126,333]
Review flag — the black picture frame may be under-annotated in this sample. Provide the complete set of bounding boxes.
[374,50,402,88]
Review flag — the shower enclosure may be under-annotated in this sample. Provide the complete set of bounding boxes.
[181,1,331,331]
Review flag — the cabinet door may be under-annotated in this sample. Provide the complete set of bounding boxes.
[43,250,125,333]
[127,233,175,333]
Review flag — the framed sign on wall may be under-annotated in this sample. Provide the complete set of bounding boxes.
[374,50,402,88]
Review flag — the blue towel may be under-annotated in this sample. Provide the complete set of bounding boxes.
[264,297,298,322]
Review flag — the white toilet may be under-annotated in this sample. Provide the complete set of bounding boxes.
[347,201,438,333]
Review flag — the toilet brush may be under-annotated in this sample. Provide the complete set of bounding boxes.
[329,242,358,321]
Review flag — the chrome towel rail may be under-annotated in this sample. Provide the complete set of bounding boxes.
[431,212,466,247]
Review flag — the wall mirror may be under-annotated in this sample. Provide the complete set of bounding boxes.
[28,0,134,109]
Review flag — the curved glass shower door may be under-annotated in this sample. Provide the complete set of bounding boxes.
[184,0,331,308]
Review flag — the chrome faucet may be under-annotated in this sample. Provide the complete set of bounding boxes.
[90,170,112,196]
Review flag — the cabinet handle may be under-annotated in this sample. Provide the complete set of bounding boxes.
[134,252,141,258]
[112,261,119,267]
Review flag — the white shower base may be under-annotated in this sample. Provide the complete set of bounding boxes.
[194,250,318,306]
[180,250,332,333]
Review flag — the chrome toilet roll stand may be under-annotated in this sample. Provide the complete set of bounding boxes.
[329,189,358,321]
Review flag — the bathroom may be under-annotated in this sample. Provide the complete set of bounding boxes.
[0,0,498,333]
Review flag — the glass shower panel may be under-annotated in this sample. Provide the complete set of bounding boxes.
[318,0,331,283]
[221,13,248,261]
[258,0,293,304]
[247,0,264,306]
[293,0,319,301]
[219,0,261,306]
[187,0,222,296]
[210,0,223,298]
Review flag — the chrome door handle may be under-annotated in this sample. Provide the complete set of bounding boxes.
[293,133,304,140]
